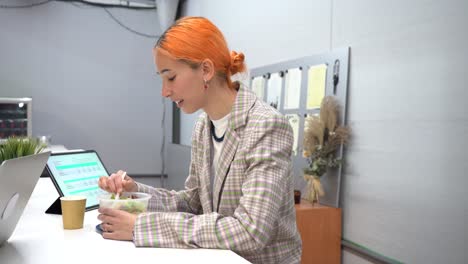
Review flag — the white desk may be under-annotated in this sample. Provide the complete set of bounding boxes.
[0,178,250,264]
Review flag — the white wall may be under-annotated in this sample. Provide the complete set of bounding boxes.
[167,0,468,263]
[334,0,468,263]
[0,1,166,175]
[183,0,331,68]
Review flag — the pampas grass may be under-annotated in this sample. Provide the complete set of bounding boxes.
[303,96,350,177]
[302,96,350,203]
[320,96,339,132]
[303,115,324,157]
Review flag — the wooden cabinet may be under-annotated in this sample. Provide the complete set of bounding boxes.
[295,200,341,264]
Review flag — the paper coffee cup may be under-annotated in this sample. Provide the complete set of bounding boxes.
[60,196,86,229]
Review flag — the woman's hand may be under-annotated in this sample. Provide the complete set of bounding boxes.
[98,207,137,241]
[98,170,137,194]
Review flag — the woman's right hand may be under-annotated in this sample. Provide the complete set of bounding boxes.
[98,170,137,194]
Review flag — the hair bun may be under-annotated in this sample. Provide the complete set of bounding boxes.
[229,51,246,75]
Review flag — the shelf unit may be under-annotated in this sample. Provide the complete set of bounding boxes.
[0,98,32,142]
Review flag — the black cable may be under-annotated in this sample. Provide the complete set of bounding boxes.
[103,8,159,39]
[0,0,52,8]
[0,0,155,10]
[55,0,156,10]
[0,0,159,39]
[69,1,93,9]
[56,1,159,39]
[160,95,166,188]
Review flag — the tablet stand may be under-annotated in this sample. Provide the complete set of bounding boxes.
[45,197,62,215]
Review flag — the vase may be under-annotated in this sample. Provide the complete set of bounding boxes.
[294,190,301,204]
[303,174,324,204]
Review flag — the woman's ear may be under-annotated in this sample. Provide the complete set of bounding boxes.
[201,59,215,81]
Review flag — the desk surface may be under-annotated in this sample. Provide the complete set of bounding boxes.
[0,178,250,264]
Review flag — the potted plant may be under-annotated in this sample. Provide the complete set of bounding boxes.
[0,137,46,164]
[302,96,350,203]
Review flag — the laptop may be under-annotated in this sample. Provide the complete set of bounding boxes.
[0,151,51,246]
[45,150,109,214]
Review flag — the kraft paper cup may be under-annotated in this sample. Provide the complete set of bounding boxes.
[60,196,86,229]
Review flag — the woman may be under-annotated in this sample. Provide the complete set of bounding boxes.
[98,16,302,263]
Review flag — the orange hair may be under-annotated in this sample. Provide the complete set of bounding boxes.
[155,16,246,89]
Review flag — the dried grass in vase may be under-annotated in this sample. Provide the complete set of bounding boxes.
[302,96,350,203]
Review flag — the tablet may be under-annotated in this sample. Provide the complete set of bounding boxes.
[46,150,109,210]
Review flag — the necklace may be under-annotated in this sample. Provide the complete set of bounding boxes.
[210,121,225,142]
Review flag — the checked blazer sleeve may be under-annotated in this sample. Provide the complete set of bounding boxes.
[133,118,205,214]
[133,87,301,263]
[134,159,201,214]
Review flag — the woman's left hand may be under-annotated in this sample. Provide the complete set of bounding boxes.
[98,208,137,241]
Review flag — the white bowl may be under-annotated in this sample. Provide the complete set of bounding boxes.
[98,192,150,214]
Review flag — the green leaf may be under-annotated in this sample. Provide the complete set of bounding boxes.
[0,137,46,164]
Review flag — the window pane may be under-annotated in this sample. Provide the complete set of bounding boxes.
[267,72,282,110]
[251,76,265,100]
[284,68,302,109]
[307,64,327,109]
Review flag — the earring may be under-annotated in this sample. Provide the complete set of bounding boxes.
[204,79,208,89]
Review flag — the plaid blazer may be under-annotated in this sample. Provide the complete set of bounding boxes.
[133,87,302,263]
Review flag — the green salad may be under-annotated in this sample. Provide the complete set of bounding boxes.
[116,201,146,214]
[109,194,147,214]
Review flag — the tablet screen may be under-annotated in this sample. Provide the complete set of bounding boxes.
[46,151,109,209]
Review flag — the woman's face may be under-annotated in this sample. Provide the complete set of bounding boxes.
[154,49,206,114]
